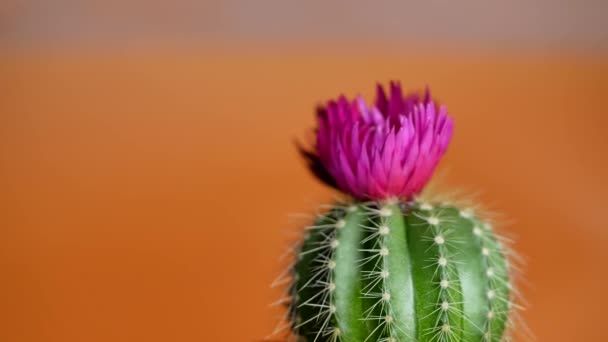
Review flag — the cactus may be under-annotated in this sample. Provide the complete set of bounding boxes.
[291,200,513,342]
[273,82,524,342]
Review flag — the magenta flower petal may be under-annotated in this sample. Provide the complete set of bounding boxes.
[301,81,454,201]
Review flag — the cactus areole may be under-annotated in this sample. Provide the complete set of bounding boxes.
[281,82,520,342]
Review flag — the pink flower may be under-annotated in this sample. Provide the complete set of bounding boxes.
[300,81,454,201]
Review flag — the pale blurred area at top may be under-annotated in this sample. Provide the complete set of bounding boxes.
[1,0,608,50]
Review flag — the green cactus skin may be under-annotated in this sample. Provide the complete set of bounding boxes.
[290,200,514,342]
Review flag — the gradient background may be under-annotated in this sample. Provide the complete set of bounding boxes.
[2,1,608,341]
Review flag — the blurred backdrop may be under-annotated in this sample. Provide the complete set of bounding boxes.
[1,1,608,341]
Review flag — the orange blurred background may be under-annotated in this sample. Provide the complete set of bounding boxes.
[2,2,608,342]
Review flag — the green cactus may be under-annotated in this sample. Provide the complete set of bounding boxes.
[271,82,527,341]
[287,200,515,342]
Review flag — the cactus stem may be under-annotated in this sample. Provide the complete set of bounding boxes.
[273,200,529,342]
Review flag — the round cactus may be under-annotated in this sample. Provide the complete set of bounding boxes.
[273,82,523,342]
[292,201,511,342]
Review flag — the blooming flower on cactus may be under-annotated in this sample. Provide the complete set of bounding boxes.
[300,81,454,201]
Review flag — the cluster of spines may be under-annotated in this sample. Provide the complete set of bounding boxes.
[416,203,463,342]
[270,199,528,342]
[270,206,342,342]
[470,217,507,342]
[430,202,529,342]
[466,213,529,342]
[359,203,401,342]
[296,208,344,342]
